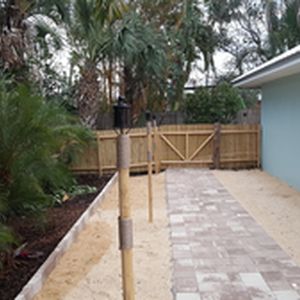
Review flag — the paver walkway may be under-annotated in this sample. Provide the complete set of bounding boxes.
[166,169,300,300]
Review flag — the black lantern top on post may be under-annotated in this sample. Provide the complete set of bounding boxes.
[145,110,152,123]
[114,96,131,134]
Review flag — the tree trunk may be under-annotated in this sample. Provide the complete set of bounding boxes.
[108,59,113,105]
[77,64,101,129]
[124,65,146,125]
[0,2,27,71]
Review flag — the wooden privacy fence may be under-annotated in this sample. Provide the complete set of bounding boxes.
[71,124,260,174]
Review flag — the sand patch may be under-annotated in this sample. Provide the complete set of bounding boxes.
[214,169,300,264]
[34,220,112,299]
[35,172,172,300]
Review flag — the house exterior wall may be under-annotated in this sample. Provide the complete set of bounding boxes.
[261,73,300,191]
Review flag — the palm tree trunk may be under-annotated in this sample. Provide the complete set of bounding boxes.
[77,63,100,129]
[0,1,26,71]
[108,59,113,105]
[124,65,146,124]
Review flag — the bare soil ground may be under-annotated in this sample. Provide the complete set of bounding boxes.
[214,169,300,265]
[34,172,172,300]
[0,174,111,300]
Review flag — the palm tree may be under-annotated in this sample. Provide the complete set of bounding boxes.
[70,0,103,128]
[166,0,220,108]
[100,12,167,122]
[68,0,127,128]
[223,0,300,74]
[0,0,70,74]
[262,0,300,58]
[278,0,300,49]
[69,0,167,126]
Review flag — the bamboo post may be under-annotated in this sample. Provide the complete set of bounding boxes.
[96,132,103,177]
[114,97,135,300]
[146,111,153,223]
[117,133,135,300]
[152,116,160,174]
[213,123,221,169]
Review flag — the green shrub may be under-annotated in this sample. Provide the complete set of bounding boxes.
[0,78,92,218]
[184,82,245,124]
[0,224,15,270]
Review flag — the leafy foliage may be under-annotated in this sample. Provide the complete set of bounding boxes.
[100,12,167,117]
[52,183,97,205]
[214,0,300,75]
[0,225,14,251]
[65,0,128,127]
[0,77,92,218]
[184,83,244,124]
[0,224,15,270]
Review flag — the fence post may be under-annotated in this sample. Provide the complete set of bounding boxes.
[152,116,160,174]
[257,124,261,168]
[96,132,103,177]
[213,123,221,169]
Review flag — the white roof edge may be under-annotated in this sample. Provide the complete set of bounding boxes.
[232,45,300,88]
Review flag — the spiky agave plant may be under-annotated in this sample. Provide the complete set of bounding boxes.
[0,77,92,218]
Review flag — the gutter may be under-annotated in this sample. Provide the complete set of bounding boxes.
[233,47,300,88]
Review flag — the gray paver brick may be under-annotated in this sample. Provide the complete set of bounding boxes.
[273,290,300,300]
[166,169,300,299]
[176,293,201,300]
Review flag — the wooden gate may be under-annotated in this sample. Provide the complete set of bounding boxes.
[157,127,217,169]
[155,124,259,172]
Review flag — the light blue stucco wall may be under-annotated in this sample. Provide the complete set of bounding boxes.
[262,73,300,191]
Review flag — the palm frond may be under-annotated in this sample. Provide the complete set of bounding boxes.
[0,77,92,217]
[95,0,128,25]
[33,16,64,50]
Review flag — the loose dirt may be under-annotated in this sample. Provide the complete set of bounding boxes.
[214,169,300,265]
[34,172,172,300]
[0,174,111,300]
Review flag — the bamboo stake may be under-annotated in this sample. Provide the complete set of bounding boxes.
[117,134,135,300]
[152,117,160,174]
[146,113,153,223]
[96,133,103,177]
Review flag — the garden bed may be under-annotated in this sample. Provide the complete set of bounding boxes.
[0,174,113,300]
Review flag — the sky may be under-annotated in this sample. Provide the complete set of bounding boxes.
[187,51,234,86]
